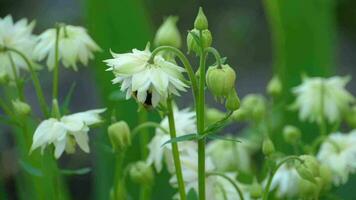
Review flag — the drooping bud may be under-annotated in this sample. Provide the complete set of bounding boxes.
[295,155,320,183]
[237,94,266,121]
[231,108,247,121]
[205,107,225,126]
[249,180,262,199]
[262,138,275,156]
[206,64,236,99]
[12,99,31,116]
[267,75,282,96]
[283,125,301,144]
[194,7,208,30]
[154,16,181,48]
[187,29,212,54]
[108,121,131,152]
[129,161,154,185]
[299,178,321,199]
[225,89,240,111]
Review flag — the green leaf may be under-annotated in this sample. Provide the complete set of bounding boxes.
[19,160,43,177]
[206,134,241,143]
[61,82,76,115]
[161,133,197,147]
[201,112,233,138]
[108,90,127,101]
[60,167,91,176]
[187,188,198,200]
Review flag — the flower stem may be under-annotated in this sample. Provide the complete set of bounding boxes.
[131,122,168,139]
[5,47,49,117]
[7,52,25,101]
[205,47,222,67]
[166,97,187,200]
[262,156,303,200]
[52,25,60,101]
[197,30,207,200]
[207,172,244,200]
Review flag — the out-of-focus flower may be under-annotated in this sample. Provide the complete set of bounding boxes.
[12,99,31,116]
[30,109,105,158]
[147,107,196,172]
[292,76,354,124]
[104,45,188,107]
[107,121,131,152]
[317,130,356,185]
[267,75,282,96]
[232,94,266,122]
[34,25,100,71]
[0,15,38,79]
[129,161,154,186]
[154,16,181,48]
[269,162,302,198]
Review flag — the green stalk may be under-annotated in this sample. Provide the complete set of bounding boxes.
[319,79,327,136]
[52,25,60,101]
[113,152,125,199]
[131,122,169,138]
[166,97,187,200]
[8,53,25,101]
[5,47,49,117]
[197,30,207,200]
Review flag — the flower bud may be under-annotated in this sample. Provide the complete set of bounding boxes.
[249,181,262,199]
[12,99,31,116]
[65,136,76,154]
[262,138,275,156]
[194,7,208,30]
[295,155,320,183]
[225,89,240,111]
[231,108,247,121]
[129,161,154,185]
[299,178,321,199]
[108,121,131,152]
[239,94,266,121]
[282,125,301,144]
[154,16,181,48]
[346,105,356,128]
[205,107,225,126]
[206,64,236,98]
[187,29,212,54]
[267,75,282,96]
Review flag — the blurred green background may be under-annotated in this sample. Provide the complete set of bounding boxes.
[0,0,355,199]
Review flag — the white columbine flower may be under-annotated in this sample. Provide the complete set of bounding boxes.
[104,45,188,107]
[317,130,356,185]
[269,162,302,198]
[292,76,354,124]
[33,25,101,71]
[30,109,105,158]
[0,15,37,79]
[147,107,196,172]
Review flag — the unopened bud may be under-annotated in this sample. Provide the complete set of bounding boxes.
[12,99,31,116]
[249,180,262,199]
[205,107,225,126]
[194,7,208,30]
[187,29,212,54]
[108,121,131,152]
[296,155,320,183]
[299,178,321,199]
[154,16,181,48]
[267,75,282,96]
[240,94,266,121]
[283,125,301,144]
[262,138,275,156]
[231,108,247,121]
[129,161,154,185]
[225,89,240,111]
[206,64,236,99]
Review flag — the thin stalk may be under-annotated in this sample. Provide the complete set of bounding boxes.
[319,79,327,136]
[113,152,125,199]
[52,25,60,101]
[207,172,244,200]
[166,97,187,200]
[5,47,49,117]
[131,122,168,139]
[263,156,303,200]
[8,53,25,101]
[205,47,222,67]
[197,30,207,200]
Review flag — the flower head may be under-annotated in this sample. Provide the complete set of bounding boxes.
[30,109,105,158]
[292,76,354,123]
[317,130,356,185]
[0,15,37,79]
[34,25,101,71]
[104,45,188,107]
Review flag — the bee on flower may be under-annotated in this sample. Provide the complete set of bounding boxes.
[30,109,105,158]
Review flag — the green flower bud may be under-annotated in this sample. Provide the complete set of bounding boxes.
[187,29,212,54]
[225,89,240,111]
[65,136,76,154]
[238,94,266,121]
[12,99,31,116]
[249,181,262,199]
[205,107,225,126]
[267,75,282,96]
[154,16,181,48]
[129,161,154,185]
[194,7,208,30]
[299,178,321,199]
[282,125,301,144]
[262,138,275,156]
[206,64,236,98]
[231,108,247,121]
[296,155,320,183]
[346,105,356,128]
[108,121,131,152]
[319,164,332,191]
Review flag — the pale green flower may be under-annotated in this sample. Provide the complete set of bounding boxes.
[292,76,354,123]
[0,15,38,79]
[30,109,105,158]
[33,25,100,71]
[104,45,188,107]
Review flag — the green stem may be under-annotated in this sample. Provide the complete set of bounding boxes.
[166,97,187,200]
[207,172,244,200]
[131,122,169,139]
[8,52,25,101]
[150,46,198,99]
[52,25,60,101]
[205,47,222,67]
[262,156,303,200]
[319,79,327,136]
[197,30,207,200]
[113,152,125,199]
[5,47,49,117]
